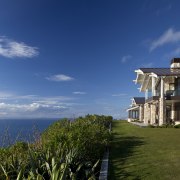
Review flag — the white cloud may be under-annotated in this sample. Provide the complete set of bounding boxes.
[0,92,77,118]
[73,91,86,95]
[0,91,13,99]
[0,102,69,116]
[0,36,39,58]
[121,55,132,63]
[150,28,180,51]
[0,94,74,105]
[46,74,74,81]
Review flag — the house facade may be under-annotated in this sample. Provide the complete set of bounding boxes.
[128,58,180,126]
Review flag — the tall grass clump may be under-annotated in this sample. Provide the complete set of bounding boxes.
[0,114,112,179]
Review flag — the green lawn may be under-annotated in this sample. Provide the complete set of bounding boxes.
[109,120,180,180]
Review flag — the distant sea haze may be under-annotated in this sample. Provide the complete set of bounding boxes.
[0,118,59,147]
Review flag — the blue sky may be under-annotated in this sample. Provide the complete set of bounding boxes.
[0,0,180,119]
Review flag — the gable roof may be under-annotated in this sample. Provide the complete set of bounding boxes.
[139,68,180,76]
[133,97,145,105]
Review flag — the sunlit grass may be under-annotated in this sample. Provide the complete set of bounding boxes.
[109,120,180,180]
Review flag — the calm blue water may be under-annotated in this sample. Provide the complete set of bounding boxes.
[0,118,59,146]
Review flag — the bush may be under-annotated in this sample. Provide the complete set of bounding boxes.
[42,115,112,162]
[148,125,155,128]
[174,124,180,128]
[0,114,111,179]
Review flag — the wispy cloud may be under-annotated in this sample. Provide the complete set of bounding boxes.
[0,93,76,118]
[141,62,154,68]
[46,74,74,82]
[141,1,172,16]
[112,93,127,97]
[165,47,180,59]
[0,91,13,99]
[0,36,39,58]
[73,91,86,95]
[121,55,132,63]
[172,47,180,55]
[150,28,180,51]
[156,4,172,16]
[0,102,69,118]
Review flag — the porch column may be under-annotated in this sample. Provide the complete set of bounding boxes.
[132,110,134,119]
[139,105,144,122]
[135,110,137,119]
[159,77,166,125]
[145,89,148,100]
[171,103,175,122]
[136,110,139,119]
[152,76,156,96]
[131,111,133,118]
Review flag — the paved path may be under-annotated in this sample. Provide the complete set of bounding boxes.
[130,121,148,127]
[99,149,109,180]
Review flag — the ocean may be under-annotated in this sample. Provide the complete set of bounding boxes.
[0,118,59,147]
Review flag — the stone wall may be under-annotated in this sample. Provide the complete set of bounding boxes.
[144,103,151,124]
[159,98,166,125]
[150,104,156,124]
[139,105,144,122]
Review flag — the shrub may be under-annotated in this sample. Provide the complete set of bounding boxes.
[148,125,155,128]
[174,124,180,128]
[0,114,111,179]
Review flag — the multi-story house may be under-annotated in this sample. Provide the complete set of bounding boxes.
[127,58,180,126]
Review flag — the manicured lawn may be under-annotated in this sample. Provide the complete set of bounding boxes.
[109,120,180,180]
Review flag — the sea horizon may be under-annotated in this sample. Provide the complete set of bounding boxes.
[0,118,61,147]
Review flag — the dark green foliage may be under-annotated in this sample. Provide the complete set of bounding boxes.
[148,124,155,128]
[0,114,111,179]
[148,124,175,128]
[42,115,112,162]
[174,124,180,128]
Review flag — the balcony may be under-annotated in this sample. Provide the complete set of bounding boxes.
[145,90,180,103]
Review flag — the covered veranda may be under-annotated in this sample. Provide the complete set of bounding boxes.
[127,106,140,122]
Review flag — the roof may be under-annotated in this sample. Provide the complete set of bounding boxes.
[139,68,180,76]
[133,97,145,105]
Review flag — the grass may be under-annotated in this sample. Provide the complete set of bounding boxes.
[109,120,180,180]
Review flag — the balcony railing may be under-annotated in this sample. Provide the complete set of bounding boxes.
[145,90,180,103]
[166,90,176,96]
